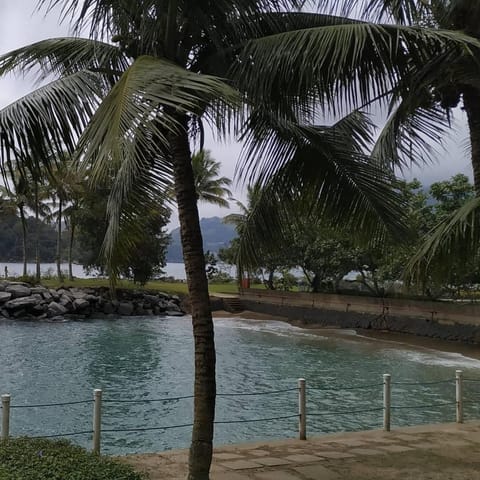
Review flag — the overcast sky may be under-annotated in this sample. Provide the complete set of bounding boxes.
[0,2,474,229]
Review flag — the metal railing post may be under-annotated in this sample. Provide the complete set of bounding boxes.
[456,370,463,424]
[92,389,102,454]
[1,394,10,440]
[383,374,391,432]
[298,378,306,440]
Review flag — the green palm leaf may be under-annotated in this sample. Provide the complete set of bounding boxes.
[405,197,480,286]
[192,150,232,208]
[327,0,428,24]
[234,111,410,272]
[76,55,238,278]
[239,109,407,234]
[372,99,451,171]
[234,22,479,113]
[0,70,105,179]
[0,37,128,81]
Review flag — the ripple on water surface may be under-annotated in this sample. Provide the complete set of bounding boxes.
[1,316,480,454]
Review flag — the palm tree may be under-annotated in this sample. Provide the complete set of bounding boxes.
[346,1,480,191]
[332,1,480,284]
[0,2,476,478]
[45,154,83,280]
[0,168,31,276]
[192,150,232,208]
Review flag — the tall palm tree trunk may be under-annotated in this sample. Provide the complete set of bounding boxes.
[34,183,41,282]
[463,87,480,195]
[171,122,215,480]
[56,198,63,279]
[68,222,75,281]
[19,205,28,277]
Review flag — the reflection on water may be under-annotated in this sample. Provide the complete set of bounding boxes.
[1,316,480,454]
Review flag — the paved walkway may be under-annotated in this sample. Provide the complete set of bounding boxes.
[122,421,480,479]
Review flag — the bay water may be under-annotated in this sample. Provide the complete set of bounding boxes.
[1,316,480,455]
[2,262,188,280]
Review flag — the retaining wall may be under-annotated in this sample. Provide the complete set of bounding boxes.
[239,289,480,343]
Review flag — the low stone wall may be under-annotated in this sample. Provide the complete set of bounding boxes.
[240,289,480,343]
[0,281,184,321]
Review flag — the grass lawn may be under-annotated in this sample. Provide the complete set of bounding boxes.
[38,277,241,295]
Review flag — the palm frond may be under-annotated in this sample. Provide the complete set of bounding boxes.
[372,100,451,171]
[76,55,239,279]
[314,0,429,24]
[78,55,238,182]
[234,110,410,274]
[0,70,105,182]
[405,197,480,286]
[192,150,232,207]
[0,37,129,82]
[234,22,480,115]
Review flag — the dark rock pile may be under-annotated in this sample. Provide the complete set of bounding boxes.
[0,281,185,321]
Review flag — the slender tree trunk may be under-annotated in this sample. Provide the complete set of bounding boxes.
[56,198,63,279]
[171,121,215,480]
[34,183,41,283]
[68,221,75,281]
[463,87,480,195]
[19,205,28,277]
[267,270,275,290]
[311,274,321,293]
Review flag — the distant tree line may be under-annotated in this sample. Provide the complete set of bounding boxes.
[218,174,477,299]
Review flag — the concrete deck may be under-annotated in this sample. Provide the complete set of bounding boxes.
[122,421,480,479]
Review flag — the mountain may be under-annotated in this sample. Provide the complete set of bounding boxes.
[166,216,236,262]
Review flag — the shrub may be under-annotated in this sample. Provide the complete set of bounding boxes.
[16,275,37,285]
[0,437,146,480]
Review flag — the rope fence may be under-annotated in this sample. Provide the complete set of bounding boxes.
[0,370,476,454]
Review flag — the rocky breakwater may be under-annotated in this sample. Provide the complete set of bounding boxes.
[0,281,185,321]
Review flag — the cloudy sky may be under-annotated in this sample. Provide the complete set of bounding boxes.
[0,2,474,228]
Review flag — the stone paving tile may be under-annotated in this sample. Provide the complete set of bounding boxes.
[284,454,323,463]
[328,438,369,447]
[315,451,356,459]
[462,432,480,443]
[124,421,480,480]
[220,459,264,470]
[294,465,342,480]
[355,436,399,444]
[253,470,301,480]
[349,447,385,456]
[285,448,308,453]
[391,434,423,442]
[212,472,252,480]
[411,441,443,450]
[215,453,246,460]
[164,453,189,462]
[247,449,271,457]
[377,444,415,453]
[443,439,474,447]
[253,457,292,467]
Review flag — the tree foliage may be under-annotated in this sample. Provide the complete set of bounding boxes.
[1,2,478,477]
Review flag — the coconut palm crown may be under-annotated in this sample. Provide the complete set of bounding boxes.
[0,2,479,478]
[332,0,480,285]
[191,150,232,208]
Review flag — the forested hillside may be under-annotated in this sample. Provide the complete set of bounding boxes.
[167,217,236,262]
[0,210,59,262]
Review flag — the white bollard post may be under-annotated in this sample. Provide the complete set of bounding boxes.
[1,394,10,440]
[456,370,463,424]
[92,389,102,454]
[383,374,391,432]
[298,378,306,440]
